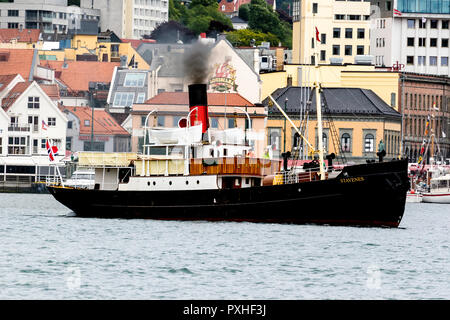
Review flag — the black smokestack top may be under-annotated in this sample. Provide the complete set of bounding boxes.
[188,84,208,107]
[183,41,212,84]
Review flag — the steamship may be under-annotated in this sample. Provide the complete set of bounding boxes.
[47,83,409,227]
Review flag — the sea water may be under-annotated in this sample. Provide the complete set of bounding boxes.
[0,193,448,300]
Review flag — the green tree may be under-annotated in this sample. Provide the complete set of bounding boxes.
[189,0,218,8]
[238,4,250,21]
[245,0,292,48]
[226,29,280,47]
[185,4,232,34]
[169,0,181,21]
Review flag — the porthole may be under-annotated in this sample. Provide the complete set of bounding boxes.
[147,181,150,186]
[153,181,156,186]
[197,180,200,184]
[186,181,189,185]
[169,181,172,185]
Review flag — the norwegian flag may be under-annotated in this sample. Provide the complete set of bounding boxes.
[46,139,59,162]
[42,120,48,130]
[393,8,402,16]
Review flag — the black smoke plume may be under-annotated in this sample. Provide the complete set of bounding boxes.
[183,41,212,84]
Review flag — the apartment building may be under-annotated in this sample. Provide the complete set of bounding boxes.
[292,0,371,64]
[81,0,169,40]
[0,0,100,37]
[370,0,450,76]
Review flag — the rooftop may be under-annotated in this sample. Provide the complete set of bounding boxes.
[0,74,20,91]
[264,86,401,118]
[0,29,41,43]
[1,82,32,111]
[40,84,60,101]
[0,49,35,80]
[63,106,130,136]
[144,91,255,107]
[41,60,120,92]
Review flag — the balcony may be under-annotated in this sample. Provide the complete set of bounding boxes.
[110,51,120,62]
[8,124,30,132]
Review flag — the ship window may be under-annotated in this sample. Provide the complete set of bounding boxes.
[147,181,150,186]
[169,181,172,185]
[186,181,189,185]
[149,146,167,155]
[197,180,200,184]
[224,148,228,156]
[246,178,250,184]
[153,181,156,185]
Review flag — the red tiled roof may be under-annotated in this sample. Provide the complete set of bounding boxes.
[144,92,255,107]
[40,84,60,101]
[121,38,156,49]
[0,74,19,91]
[0,29,40,43]
[1,82,32,111]
[41,61,120,92]
[217,0,251,13]
[0,49,35,80]
[63,106,130,136]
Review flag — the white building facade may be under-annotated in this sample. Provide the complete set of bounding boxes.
[0,0,100,35]
[0,80,68,190]
[370,0,450,76]
[2,81,68,156]
[80,0,169,40]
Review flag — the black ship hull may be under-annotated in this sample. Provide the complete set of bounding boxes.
[48,159,409,227]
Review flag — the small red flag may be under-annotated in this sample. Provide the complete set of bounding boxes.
[315,27,321,42]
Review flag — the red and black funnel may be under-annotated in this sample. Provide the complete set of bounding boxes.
[188,84,209,134]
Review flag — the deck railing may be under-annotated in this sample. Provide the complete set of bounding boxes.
[189,157,282,176]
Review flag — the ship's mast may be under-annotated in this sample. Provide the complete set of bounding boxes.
[313,37,325,180]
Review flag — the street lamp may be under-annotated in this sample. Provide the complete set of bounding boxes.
[143,109,158,154]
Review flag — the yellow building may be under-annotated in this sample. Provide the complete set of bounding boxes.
[38,32,149,69]
[261,64,401,111]
[264,87,402,163]
[292,0,370,65]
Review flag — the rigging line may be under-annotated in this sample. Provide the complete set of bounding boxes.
[321,91,346,164]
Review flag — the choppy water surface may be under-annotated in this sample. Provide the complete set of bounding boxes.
[0,193,449,299]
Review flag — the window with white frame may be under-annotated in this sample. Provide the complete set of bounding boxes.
[124,73,145,87]
[136,92,146,103]
[341,133,351,152]
[113,92,135,106]
[47,118,56,126]
[8,136,27,155]
[364,134,374,152]
[28,97,40,109]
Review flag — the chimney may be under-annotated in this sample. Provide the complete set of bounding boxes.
[188,84,209,137]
